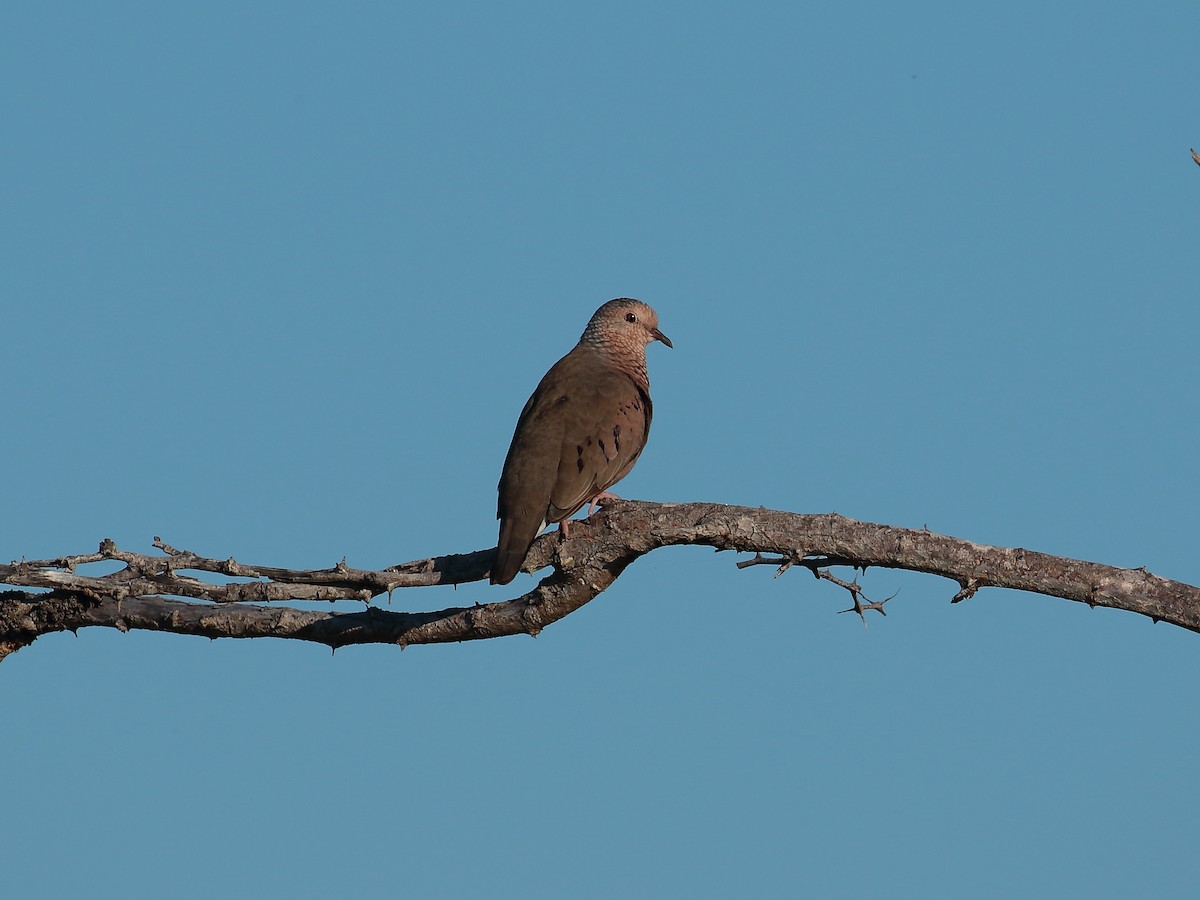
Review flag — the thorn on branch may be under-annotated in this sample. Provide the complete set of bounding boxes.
[823,570,892,628]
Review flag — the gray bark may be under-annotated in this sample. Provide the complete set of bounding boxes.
[2,500,1196,661]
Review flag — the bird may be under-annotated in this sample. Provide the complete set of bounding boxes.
[491,298,672,585]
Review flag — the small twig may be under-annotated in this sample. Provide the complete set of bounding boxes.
[738,551,893,626]
[821,570,892,628]
[736,553,859,574]
[1192,148,1200,168]
[951,577,982,603]
[735,552,798,577]
[735,552,788,570]
[798,555,862,573]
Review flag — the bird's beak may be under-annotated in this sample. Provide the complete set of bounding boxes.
[651,327,673,349]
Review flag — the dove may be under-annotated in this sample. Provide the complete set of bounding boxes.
[491,298,672,585]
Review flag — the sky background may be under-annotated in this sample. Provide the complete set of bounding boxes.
[3,1,1199,897]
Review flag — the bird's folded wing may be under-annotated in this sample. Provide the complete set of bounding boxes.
[547,369,652,521]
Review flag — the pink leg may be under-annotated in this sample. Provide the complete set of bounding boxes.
[587,491,622,515]
[558,519,570,538]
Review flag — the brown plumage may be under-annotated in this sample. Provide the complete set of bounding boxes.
[491,298,672,585]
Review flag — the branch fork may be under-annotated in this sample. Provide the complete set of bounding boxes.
[2,501,1197,661]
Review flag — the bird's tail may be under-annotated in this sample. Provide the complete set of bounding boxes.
[490,517,543,585]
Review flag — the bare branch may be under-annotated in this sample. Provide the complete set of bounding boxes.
[2,501,1197,661]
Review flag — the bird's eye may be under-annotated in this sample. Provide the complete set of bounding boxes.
[625,312,637,323]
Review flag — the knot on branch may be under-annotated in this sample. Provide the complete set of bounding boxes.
[952,578,982,603]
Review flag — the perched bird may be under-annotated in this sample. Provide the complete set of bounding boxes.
[491,298,672,585]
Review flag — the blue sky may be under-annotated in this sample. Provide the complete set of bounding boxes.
[3,2,1199,897]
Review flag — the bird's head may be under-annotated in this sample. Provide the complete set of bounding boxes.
[582,298,672,352]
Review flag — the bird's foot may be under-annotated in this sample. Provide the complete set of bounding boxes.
[587,492,622,515]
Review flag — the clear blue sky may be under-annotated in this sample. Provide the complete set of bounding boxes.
[4,2,1199,897]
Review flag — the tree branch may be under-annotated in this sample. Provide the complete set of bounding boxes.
[2,500,1196,661]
